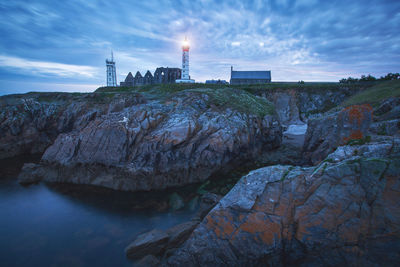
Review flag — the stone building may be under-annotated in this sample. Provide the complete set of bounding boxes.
[120,67,181,87]
[230,66,271,85]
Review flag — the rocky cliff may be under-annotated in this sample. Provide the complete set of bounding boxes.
[2,82,400,266]
[255,86,357,126]
[14,88,282,191]
[0,84,376,192]
[166,137,400,266]
[303,104,374,164]
[0,92,143,159]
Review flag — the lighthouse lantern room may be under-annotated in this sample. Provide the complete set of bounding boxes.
[176,37,195,83]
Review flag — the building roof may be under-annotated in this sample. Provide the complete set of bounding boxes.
[125,72,134,82]
[135,71,143,78]
[231,71,271,80]
[144,70,153,78]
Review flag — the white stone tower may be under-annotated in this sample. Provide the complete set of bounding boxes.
[176,37,195,83]
[106,51,117,87]
[182,37,190,79]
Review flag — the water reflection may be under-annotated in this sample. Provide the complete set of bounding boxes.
[0,157,197,267]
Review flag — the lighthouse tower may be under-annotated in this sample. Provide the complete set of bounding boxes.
[106,51,117,87]
[176,37,195,83]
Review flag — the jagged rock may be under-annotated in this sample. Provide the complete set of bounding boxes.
[258,87,357,125]
[0,93,144,160]
[166,221,199,249]
[17,163,42,184]
[370,119,400,136]
[166,138,400,266]
[125,229,170,259]
[193,192,222,221]
[126,221,199,261]
[303,104,373,164]
[374,97,400,117]
[32,91,282,191]
[271,90,301,126]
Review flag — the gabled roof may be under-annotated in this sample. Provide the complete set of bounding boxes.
[125,72,134,82]
[231,71,271,79]
[135,71,143,78]
[144,70,153,78]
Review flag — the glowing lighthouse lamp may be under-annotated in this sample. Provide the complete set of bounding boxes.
[176,37,195,83]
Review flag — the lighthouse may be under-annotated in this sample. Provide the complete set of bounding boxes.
[176,37,195,83]
[106,51,117,87]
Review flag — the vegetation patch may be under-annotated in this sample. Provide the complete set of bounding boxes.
[347,135,371,146]
[187,88,275,117]
[281,166,294,181]
[95,81,366,95]
[323,158,335,163]
[341,80,400,107]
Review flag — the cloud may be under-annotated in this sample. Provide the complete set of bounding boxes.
[0,55,99,78]
[0,0,399,92]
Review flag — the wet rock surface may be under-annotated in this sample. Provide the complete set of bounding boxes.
[166,138,400,267]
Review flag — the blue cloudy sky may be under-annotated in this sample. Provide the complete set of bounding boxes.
[0,0,399,95]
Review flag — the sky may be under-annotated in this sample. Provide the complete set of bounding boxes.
[0,0,399,95]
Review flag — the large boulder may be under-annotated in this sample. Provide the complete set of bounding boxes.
[125,229,170,259]
[303,104,373,164]
[17,163,43,184]
[32,90,282,191]
[166,138,400,266]
[166,221,199,249]
[126,221,199,261]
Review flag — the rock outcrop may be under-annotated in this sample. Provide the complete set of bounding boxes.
[126,193,222,263]
[22,90,281,191]
[0,92,144,160]
[125,229,170,259]
[303,104,373,164]
[166,138,400,266]
[259,87,357,126]
[370,97,400,136]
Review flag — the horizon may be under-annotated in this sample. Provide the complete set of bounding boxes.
[0,0,399,95]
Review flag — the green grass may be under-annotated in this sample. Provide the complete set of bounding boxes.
[96,82,353,95]
[187,88,275,117]
[96,84,275,117]
[342,80,400,107]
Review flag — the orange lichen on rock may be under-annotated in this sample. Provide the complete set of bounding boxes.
[238,212,281,245]
[340,104,373,144]
[205,209,236,239]
[344,104,373,125]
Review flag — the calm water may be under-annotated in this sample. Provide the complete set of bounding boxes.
[0,156,196,267]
